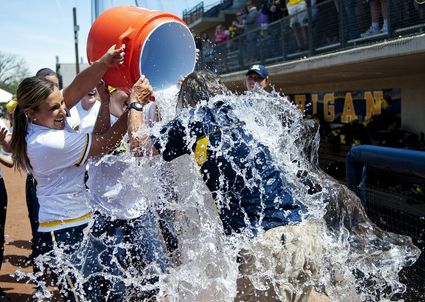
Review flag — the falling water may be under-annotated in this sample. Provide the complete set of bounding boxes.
[14,85,420,301]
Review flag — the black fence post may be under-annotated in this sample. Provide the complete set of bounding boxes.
[259,28,265,65]
[238,33,245,69]
[306,0,314,56]
[337,0,345,47]
[281,18,287,61]
[387,0,393,38]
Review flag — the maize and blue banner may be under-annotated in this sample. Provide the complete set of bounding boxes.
[287,88,401,126]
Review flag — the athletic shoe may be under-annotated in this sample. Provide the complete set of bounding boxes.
[361,26,380,37]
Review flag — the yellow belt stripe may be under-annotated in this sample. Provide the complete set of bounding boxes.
[194,135,209,167]
[39,212,92,228]
[75,133,89,166]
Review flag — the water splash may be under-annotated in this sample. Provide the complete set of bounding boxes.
[15,85,420,301]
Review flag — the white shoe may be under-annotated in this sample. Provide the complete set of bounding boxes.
[381,24,388,33]
[361,26,380,37]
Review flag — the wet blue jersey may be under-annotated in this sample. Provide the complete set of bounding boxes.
[152,101,305,235]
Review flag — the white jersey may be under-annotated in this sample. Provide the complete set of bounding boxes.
[26,122,92,232]
[87,101,164,220]
[87,153,149,220]
[69,100,101,133]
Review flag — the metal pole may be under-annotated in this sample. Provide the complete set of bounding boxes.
[387,0,392,37]
[73,7,80,74]
[337,0,345,47]
[306,0,314,56]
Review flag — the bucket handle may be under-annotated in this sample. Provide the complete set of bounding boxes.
[116,27,135,90]
[116,26,135,66]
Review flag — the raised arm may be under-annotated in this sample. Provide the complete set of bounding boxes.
[63,44,125,109]
[92,82,112,135]
[127,76,159,157]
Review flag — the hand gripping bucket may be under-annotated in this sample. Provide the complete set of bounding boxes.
[87,6,196,90]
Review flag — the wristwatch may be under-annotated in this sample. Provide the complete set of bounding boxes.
[126,102,144,112]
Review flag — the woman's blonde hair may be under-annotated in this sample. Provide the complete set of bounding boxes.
[11,77,56,172]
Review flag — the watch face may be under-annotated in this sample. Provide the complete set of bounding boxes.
[130,102,144,111]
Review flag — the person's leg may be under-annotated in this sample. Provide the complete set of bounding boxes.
[292,26,304,50]
[370,0,380,24]
[25,174,39,262]
[33,224,88,301]
[361,0,381,36]
[82,214,126,301]
[0,178,7,271]
[380,0,388,32]
[124,212,169,300]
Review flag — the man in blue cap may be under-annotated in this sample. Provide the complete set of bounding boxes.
[245,64,269,91]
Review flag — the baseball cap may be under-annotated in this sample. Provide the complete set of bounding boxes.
[246,64,269,79]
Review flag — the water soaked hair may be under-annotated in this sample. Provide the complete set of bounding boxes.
[176,70,229,112]
[11,77,56,172]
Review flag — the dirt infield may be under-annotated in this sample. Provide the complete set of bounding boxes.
[0,167,63,302]
[0,168,36,301]
[0,168,34,301]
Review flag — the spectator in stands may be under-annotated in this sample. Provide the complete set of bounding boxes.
[202,32,210,42]
[244,1,260,61]
[233,10,247,36]
[361,0,388,37]
[245,1,259,33]
[258,3,270,37]
[245,64,269,91]
[264,0,285,23]
[286,0,309,50]
[228,22,238,39]
[214,24,229,44]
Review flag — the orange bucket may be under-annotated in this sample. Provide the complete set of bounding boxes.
[87,6,196,90]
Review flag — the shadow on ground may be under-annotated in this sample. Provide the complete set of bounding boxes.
[3,255,31,269]
[6,240,32,250]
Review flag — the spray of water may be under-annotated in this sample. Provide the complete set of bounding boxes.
[14,84,420,301]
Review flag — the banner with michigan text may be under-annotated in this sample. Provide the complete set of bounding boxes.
[287,88,401,126]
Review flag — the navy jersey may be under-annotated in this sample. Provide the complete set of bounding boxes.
[152,101,305,235]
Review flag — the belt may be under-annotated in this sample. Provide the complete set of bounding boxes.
[39,212,93,228]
